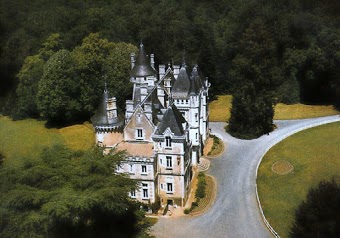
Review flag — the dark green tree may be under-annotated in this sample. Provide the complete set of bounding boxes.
[290,179,339,238]
[36,49,81,123]
[0,144,146,238]
[228,19,278,139]
[15,33,61,119]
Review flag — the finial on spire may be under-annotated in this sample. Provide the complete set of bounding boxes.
[181,51,186,67]
[103,75,108,92]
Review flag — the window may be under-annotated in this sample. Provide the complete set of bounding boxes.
[136,129,143,139]
[141,165,147,174]
[130,189,136,198]
[167,183,173,193]
[143,189,148,198]
[165,136,172,147]
[129,164,134,174]
[166,156,172,169]
[195,113,198,122]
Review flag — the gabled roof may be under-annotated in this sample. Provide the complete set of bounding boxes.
[130,43,157,77]
[154,104,186,136]
[172,66,190,98]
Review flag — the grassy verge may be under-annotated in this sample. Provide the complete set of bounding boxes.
[274,103,339,119]
[209,95,338,122]
[0,116,94,165]
[209,95,232,122]
[186,174,215,215]
[257,122,340,237]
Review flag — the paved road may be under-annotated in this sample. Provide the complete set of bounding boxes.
[151,115,340,238]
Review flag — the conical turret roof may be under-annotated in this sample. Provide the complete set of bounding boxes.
[91,87,110,126]
[172,66,190,98]
[130,43,157,77]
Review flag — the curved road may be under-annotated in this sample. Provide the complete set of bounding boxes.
[151,115,340,238]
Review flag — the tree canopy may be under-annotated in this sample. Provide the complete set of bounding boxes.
[0,144,151,238]
[1,0,339,119]
[290,179,339,238]
[14,33,137,124]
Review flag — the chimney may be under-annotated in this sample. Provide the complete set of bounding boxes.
[150,54,155,69]
[159,64,165,79]
[130,53,135,69]
[173,65,180,79]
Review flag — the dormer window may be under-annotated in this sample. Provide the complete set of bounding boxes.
[136,128,143,140]
[165,136,172,147]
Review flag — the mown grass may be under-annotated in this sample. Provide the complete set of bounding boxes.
[209,95,338,122]
[0,116,94,165]
[209,95,232,122]
[257,122,340,237]
[274,103,339,120]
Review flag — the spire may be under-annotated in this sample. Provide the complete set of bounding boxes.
[172,66,190,98]
[129,43,157,77]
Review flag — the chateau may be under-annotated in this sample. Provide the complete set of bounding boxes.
[92,43,210,208]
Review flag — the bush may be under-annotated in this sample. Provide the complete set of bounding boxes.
[195,172,207,199]
[290,179,339,238]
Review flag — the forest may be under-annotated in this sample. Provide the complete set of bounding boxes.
[0,0,339,124]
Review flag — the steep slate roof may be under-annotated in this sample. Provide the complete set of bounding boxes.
[172,66,190,98]
[154,104,186,136]
[130,43,157,77]
[189,75,199,95]
[91,87,123,126]
[191,65,203,91]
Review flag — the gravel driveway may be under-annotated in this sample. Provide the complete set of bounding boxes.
[150,115,340,238]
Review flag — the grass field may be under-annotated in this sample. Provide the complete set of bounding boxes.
[257,122,340,237]
[209,95,232,122]
[0,116,94,165]
[209,95,338,122]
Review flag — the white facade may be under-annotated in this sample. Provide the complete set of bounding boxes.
[92,44,210,207]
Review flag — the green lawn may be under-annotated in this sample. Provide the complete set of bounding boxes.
[257,122,340,237]
[209,95,338,122]
[0,116,94,165]
[209,95,232,122]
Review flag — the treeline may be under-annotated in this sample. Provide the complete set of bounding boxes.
[1,0,339,121]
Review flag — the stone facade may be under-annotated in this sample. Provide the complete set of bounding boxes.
[92,43,210,207]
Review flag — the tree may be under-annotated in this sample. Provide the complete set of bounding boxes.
[0,144,147,238]
[32,34,137,124]
[15,33,62,119]
[228,19,278,139]
[36,49,81,123]
[290,179,339,238]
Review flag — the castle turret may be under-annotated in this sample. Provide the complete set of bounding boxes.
[91,85,124,146]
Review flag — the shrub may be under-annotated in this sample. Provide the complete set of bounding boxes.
[290,179,339,238]
[195,172,207,199]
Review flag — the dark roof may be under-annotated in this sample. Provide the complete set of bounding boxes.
[191,65,203,90]
[130,43,157,77]
[154,104,185,136]
[91,88,123,127]
[189,75,199,95]
[172,66,190,98]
